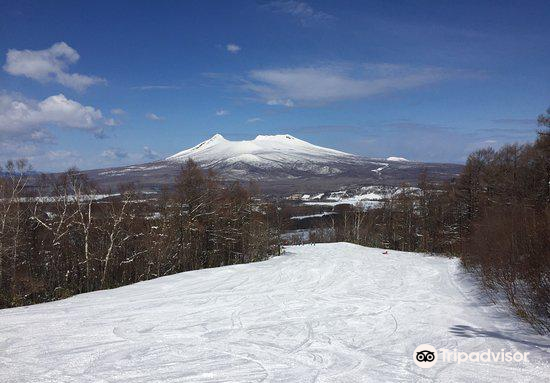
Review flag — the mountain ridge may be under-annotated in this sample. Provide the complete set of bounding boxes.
[166,133,357,166]
[81,134,463,195]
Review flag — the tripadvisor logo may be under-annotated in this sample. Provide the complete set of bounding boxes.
[413,344,530,368]
[413,344,438,368]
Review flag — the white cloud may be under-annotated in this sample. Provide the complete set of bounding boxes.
[247,117,263,123]
[0,141,39,159]
[493,118,536,126]
[35,94,102,128]
[266,98,295,107]
[29,129,55,143]
[226,43,241,54]
[132,85,181,90]
[104,118,119,126]
[216,109,229,116]
[101,148,128,160]
[0,142,92,171]
[264,1,335,25]
[111,108,125,115]
[0,92,105,141]
[246,64,454,105]
[145,112,164,121]
[143,146,159,160]
[46,150,77,160]
[0,98,109,168]
[3,42,105,91]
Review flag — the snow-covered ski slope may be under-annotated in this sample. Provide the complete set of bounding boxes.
[1,243,548,382]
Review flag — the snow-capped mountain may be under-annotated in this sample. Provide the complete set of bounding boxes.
[84,134,463,194]
[167,134,355,164]
[165,134,360,175]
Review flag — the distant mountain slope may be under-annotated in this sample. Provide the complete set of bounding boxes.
[83,134,463,194]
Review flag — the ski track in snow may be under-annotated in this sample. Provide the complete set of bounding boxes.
[1,243,549,382]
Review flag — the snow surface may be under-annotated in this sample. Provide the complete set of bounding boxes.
[371,163,389,174]
[1,243,548,382]
[302,188,386,209]
[165,134,358,168]
[13,193,120,203]
[300,186,422,209]
[386,156,410,162]
[303,200,383,210]
[99,164,167,177]
[290,212,337,220]
[302,193,324,201]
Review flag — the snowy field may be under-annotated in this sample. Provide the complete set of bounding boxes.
[1,243,548,382]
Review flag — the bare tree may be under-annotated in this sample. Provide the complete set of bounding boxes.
[0,160,30,302]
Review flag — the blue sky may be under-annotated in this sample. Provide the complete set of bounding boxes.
[1,0,548,170]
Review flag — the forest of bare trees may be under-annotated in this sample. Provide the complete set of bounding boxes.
[0,159,278,308]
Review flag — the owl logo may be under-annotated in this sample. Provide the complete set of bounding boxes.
[413,344,438,368]
[416,350,435,362]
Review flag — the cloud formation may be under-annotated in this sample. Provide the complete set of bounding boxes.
[145,112,164,121]
[142,146,159,160]
[266,98,294,107]
[216,109,229,116]
[246,64,460,105]
[104,118,119,126]
[132,85,181,90]
[492,118,536,126]
[226,43,241,54]
[110,108,125,115]
[46,150,78,161]
[0,92,105,142]
[340,119,538,163]
[3,42,105,91]
[101,148,128,160]
[264,1,335,25]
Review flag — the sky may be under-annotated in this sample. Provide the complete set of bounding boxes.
[0,0,549,171]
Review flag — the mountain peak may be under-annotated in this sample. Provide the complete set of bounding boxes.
[210,133,225,140]
[254,134,296,141]
[165,133,355,165]
[92,134,462,189]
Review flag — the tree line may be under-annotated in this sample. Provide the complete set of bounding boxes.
[0,159,278,308]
